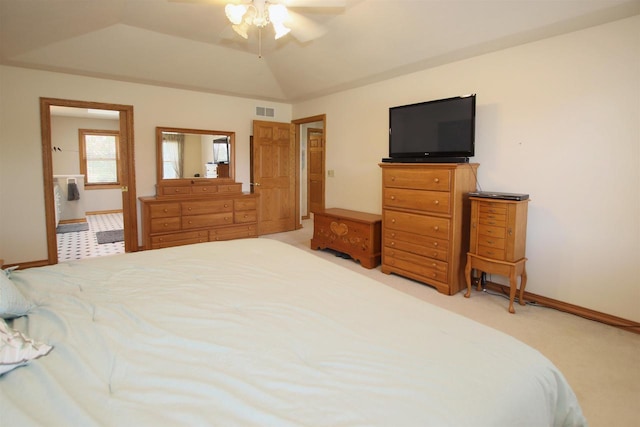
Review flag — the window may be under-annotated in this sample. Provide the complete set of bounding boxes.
[79,129,120,188]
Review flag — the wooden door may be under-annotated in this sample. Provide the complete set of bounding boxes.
[252,120,296,235]
[307,128,325,214]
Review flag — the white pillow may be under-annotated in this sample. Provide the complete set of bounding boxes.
[0,269,33,318]
[0,318,53,375]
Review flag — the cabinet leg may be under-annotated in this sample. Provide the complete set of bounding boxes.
[519,265,528,306]
[464,256,472,298]
[508,269,517,314]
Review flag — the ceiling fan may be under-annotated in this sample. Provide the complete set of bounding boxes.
[170,0,347,43]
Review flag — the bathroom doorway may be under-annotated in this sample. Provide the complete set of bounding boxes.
[40,98,137,264]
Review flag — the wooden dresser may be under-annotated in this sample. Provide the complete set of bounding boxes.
[379,163,479,295]
[310,208,382,269]
[140,180,258,250]
[465,197,529,313]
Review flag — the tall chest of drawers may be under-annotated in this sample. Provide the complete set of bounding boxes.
[139,181,258,250]
[379,163,479,295]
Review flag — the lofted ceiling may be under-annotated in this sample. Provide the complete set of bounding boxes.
[1,0,638,102]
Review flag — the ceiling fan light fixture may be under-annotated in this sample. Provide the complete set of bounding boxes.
[273,22,291,40]
[267,4,288,25]
[232,22,249,39]
[225,4,248,25]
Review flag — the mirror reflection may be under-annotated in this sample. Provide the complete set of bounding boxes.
[157,127,234,181]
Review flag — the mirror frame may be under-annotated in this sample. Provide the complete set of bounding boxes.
[156,126,236,184]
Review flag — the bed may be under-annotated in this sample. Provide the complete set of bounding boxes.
[1,238,585,426]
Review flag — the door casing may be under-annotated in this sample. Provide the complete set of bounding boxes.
[40,97,137,264]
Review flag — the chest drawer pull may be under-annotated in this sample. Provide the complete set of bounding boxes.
[434,178,440,183]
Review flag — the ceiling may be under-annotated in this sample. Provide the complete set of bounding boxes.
[1,0,638,103]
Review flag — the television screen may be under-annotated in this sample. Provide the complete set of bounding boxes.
[388,94,476,161]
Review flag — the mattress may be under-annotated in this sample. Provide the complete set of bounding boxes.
[0,239,586,426]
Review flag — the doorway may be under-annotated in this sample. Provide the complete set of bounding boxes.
[40,98,137,265]
[293,115,326,225]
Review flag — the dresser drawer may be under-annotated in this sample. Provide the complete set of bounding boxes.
[149,202,181,218]
[235,198,257,211]
[479,212,507,227]
[478,224,506,239]
[478,245,506,261]
[150,216,181,233]
[191,185,218,195]
[384,210,450,239]
[182,213,232,229]
[217,183,243,193]
[383,188,450,214]
[210,224,257,241]
[478,234,505,250]
[159,185,191,196]
[151,230,208,249]
[182,199,233,215]
[479,203,507,215]
[234,210,257,224]
[384,247,448,283]
[384,229,448,261]
[383,169,451,191]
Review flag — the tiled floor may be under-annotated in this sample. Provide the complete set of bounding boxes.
[57,213,124,262]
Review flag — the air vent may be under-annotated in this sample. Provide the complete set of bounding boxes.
[256,106,275,117]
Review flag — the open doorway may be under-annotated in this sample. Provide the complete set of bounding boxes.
[40,98,138,265]
[293,115,326,226]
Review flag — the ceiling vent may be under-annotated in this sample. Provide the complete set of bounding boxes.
[256,106,275,117]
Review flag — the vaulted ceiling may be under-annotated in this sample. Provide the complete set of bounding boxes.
[1,0,638,102]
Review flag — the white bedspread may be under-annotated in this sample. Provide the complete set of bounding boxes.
[1,239,586,426]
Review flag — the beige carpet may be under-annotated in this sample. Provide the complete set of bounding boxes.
[262,219,640,427]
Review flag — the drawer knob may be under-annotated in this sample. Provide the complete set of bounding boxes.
[188,207,192,211]
[391,195,396,200]
[391,232,396,237]
[391,219,396,223]
[175,188,180,192]
[433,242,438,247]
[433,226,439,231]
[163,223,168,227]
[188,220,192,224]
[433,252,438,257]
[390,241,395,246]
[434,178,440,183]
[434,200,440,205]
[163,208,168,213]
[202,187,208,191]
[391,176,396,181]
[225,204,229,208]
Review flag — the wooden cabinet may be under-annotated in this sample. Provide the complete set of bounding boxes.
[379,163,479,295]
[140,181,258,250]
[311,208,382,269]
[465,197,529,313]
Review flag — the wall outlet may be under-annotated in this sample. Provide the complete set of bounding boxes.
[327,169,335,177]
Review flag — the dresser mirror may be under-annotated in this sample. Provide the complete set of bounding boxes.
[156,126,235,183]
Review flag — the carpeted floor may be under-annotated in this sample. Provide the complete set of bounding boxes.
[262,218,640,427]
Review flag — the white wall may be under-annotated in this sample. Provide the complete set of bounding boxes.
[0,66,292,264]
[293,16,640,322]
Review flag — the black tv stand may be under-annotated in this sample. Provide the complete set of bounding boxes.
[381,157,470,164]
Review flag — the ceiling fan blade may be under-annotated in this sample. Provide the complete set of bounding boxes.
[286,10,327,43]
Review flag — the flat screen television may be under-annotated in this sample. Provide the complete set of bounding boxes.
[387,94,476,163]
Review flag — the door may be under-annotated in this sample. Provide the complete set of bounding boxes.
[307,128,325,214]
[40,98,137,264]
[251,120,296,235]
